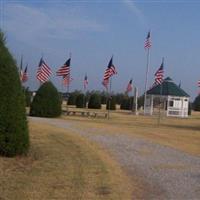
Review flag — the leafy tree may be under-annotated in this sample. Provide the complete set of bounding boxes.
[0,31,29,157]
[106,95,116,110]
[76,93,86,108]
[30,82,61,117]
[193,95,200,111]
[88,92,101,109]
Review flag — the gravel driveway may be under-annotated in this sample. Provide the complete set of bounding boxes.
[30,117,200,200]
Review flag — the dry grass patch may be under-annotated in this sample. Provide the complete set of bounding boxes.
[62,110,200,156]
[0,121,133,200]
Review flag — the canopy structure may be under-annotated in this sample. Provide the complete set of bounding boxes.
[145,77,190,118]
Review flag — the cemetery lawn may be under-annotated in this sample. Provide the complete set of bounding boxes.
[0,121,133,200]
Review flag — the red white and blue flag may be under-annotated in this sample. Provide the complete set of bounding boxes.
[56,58,70,76]
[84,74,88,89]
[63,75,73,86]
[36,58,52,83]
[198,80,200,87]
[102,57,117,89]
[154,59,164,85]
[22,64,28,83]
[19,55,23,81]
[144,31,151,49]
[126,79,133,93]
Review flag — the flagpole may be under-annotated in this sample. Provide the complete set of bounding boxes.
[144,48,150,115]
[108,77,112,119]
[157,57,164,126]
[66,52,71,113]
[134,87,138,115]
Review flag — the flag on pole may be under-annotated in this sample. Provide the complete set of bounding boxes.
[22,64,28,83]
[56,58,70,76]
[144,31,151,49]
[102,57,117,88]
[198,80,200,87]
[154,59,164,85]
[84,74,88,89]
[19,55,23,81]
[126,79,133,93]
[63,75,73,86]
[36,58,52,83]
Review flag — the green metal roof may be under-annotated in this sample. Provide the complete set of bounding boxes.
[147,77,190,97]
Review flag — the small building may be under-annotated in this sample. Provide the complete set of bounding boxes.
[145,77,190,118]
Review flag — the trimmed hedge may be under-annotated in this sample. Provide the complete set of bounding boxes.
[30,82,61,117]
[0,31,29,157]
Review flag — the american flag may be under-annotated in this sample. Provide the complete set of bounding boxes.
[22,64,28,83]
[84,74,88,89]
[36,58,52,83]
[198,80,200,87]
[144,31,151,49]
[56,58,70,76]
[154,59,164,85]
[19,55,23,81]
[102,57,117,88]
[63,75,73,86]
[126,79,133,93]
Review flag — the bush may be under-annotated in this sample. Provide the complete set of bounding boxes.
[88,93,101,109]
[23,87,31,107]
[188,102,192,115]
[68,90,81,105]
[120,97,135,110]
[106,96,116,110]
[0,31,29,157]
[193,95,200,111]
[76,93,86,108]
[30,82,61,117]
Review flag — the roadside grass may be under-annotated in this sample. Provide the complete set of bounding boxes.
[62,107,200,156]
[0,121,133,200]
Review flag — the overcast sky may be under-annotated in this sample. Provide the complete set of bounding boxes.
[1,0,200,99]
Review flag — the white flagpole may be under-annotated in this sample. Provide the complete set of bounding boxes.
[144,48,150,115]
[66,52,71,112]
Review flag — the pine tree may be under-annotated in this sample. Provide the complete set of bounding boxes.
[106,96,116,110]
[193,95,200,111]
[88,93,101,109]
[0,31,29,157]
[30,82,61,117]
[76,93,86,108]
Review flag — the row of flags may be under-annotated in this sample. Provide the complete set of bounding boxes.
[18,31,199,93]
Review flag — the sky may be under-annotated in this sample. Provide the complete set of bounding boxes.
[0,0,200,99]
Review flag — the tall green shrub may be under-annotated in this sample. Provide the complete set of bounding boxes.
[88,93,101,109]
[193,95,200,111]
[68,90,81,105]
[76,93,86,108]
[106,96,116,110]
[0,31,29,157]
[120,97,131,110]
[30,82,61,117]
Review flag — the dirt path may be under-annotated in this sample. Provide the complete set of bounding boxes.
[30,117,200,200]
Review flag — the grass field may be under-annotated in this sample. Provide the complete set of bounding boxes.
[0,121,133,200]
[62,106,200,156]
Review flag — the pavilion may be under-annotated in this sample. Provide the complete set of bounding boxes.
[145,77,190,118]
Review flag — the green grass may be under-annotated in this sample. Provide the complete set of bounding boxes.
[0,121,133,200]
